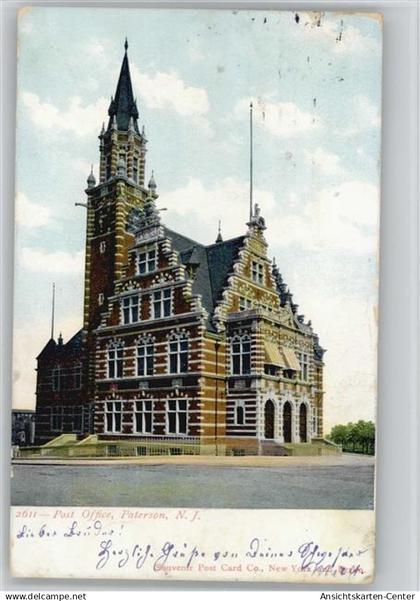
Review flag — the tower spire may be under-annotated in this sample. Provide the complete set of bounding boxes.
[249,101,253,221]
[107,40,138,132]
[50,282,55,340]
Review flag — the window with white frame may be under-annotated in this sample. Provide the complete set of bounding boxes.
[235,401,245,425]
[133,400,153,434]
[121,295,140,324]
[297,352,309,381]
[51,406,63,430]
[52,367,62,391]
[137,340,154,376]
[105,401,122,433]
[251,261,264,285]
[99,241,106,254]
[169,334,188,374]
[138,247,157,275]
[153,288,171,319]
[239,296,253,311]
[231,335,251,375]
[107,345,123,379]
[167,399,187,434]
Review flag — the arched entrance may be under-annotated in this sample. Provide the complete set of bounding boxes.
[283,401,292,443]
[299,403,308,442]
[264,400,275,439]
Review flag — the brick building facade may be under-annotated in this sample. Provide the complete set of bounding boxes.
[34,43,325,453]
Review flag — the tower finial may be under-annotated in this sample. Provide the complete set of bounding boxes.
[148,170,157,195]
[249,101,254,221]
[51,282,55,340]
[124,38,128,52]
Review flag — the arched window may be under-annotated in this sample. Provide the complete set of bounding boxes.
[231,335,251,375]
[107,342,123,379]
[168,333,188,374]
[137,337,154,376]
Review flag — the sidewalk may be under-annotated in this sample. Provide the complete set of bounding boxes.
[11,452,375,468]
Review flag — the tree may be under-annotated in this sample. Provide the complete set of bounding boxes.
[327,420,375,454]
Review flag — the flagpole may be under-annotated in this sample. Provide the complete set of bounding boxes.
[249,101,253,220]
[51,282,55,340]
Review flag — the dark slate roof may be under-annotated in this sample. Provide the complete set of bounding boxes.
[36,338,57,360]
[108,47,139,133]
[206,236,245,308]
[37,330,84,361]
[165,228,245,330]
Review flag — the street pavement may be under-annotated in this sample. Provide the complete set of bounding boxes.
[11,454,374,509]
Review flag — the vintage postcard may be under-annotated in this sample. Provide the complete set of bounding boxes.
[11,8,382,583]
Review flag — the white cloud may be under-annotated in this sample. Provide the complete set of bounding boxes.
[15,192,53,228]
[162,177,379,255]
[292,13,381,55]
[162,177,275,243]
[234,97,320,138]
[86,39,107,59]
[131,65,209,118]
[21,92,109,137]
[339,95,381,137]
[304,147,343,175]
[269,180,379,254]
[290,291,377,431]
[20,247,84,274]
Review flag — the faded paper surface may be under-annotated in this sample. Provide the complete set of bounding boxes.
[11,507,375,583]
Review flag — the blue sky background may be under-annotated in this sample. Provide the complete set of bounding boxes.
[13,8,382,430]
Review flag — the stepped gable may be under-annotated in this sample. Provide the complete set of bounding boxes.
[164,227,245,329]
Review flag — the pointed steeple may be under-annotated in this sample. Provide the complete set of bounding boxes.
[107,39,139,133]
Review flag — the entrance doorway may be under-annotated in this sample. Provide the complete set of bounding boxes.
[299,403,308,442]
[264,400,275,439]
[283,401,292,443]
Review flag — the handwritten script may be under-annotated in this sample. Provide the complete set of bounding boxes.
[11,507,374,582]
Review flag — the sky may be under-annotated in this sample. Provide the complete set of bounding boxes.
[13,8,382,431]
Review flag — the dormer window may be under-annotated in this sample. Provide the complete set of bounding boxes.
[137,248,157,274]
[121,295,140,324]
[251,261,264,285]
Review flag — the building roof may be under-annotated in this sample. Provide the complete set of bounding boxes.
[165,227,245,330]
[107,43,139,133]
[37,330,84,360]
